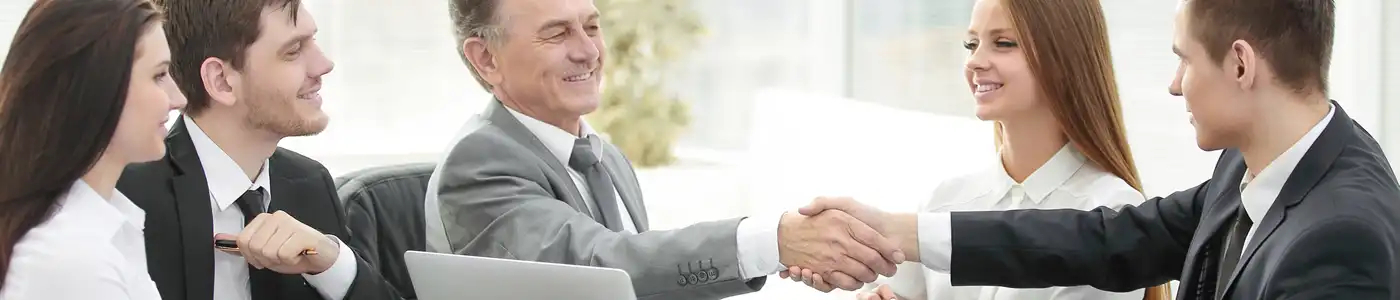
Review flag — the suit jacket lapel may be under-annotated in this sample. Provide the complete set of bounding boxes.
[1223,102,1354,294]
[1174,151,1246,299]
[166,119,218,300]
[600,145,648,232]
[484,100,593,217]
[267,170,320,221]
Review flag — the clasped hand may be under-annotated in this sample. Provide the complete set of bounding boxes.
[777,196,906,292]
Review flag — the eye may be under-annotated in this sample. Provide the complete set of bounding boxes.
[154,71,169,82]
[994,39,1018,48]
[962,40,978,51]
[585,25,601,36]
[284,43,305,59]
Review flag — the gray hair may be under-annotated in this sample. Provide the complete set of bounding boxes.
[449,0,507,90]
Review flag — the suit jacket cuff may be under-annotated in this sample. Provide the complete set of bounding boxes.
[735,212,784,279]
[919,212,952,272]
[303,234,357,299]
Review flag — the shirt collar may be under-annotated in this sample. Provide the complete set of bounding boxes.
[1238,103,1335,223]
[184,116,273,211]
[60,179,145,238]
[503,105,597,166]
[991,143,1086,204]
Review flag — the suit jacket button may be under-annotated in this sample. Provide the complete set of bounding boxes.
[688,273,700,285]
[707,268,718,281]
[677,275,688,286]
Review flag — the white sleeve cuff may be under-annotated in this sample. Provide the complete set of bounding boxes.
[303,235,357,300]
[735,212,785,279]
[918,212,953,273]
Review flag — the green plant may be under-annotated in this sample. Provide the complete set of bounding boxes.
[589,0,704,167]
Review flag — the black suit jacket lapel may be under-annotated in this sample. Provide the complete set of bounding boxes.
[263,151,343,297]
[266,162,323,220]
[1221,102,1354,295]
[1174,151,1247,299]
[166,119,218,300]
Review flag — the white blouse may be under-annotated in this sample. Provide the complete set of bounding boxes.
[0,180,160,300]
[878,145,1147,300]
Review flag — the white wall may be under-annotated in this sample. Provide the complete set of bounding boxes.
[1384,0,1400,171]
[1330,0,1385,134]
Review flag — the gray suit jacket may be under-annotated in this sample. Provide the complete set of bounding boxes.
[423,100,766,299]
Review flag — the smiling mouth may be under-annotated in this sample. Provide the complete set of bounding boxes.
[975,83,1003,93]
[564,72,594,82]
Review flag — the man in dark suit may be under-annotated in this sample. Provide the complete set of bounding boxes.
[117,0,400,299]
[785,0,1400,299]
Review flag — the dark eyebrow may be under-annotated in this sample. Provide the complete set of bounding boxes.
[280,33,313,51]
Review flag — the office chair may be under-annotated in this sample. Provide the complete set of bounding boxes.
[335,162,437,299]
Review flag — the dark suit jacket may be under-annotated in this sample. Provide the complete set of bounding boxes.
[117,118,402,300]
[946,102,1400,299]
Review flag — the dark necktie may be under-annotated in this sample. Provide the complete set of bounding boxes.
[233,188,278,299]
[1215,206,1253,299]
[567,135,626,231]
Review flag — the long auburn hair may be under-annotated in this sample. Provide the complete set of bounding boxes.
[0,0,161,288]
[993,0,1171,299]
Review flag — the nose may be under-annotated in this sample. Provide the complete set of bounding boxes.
[308,41,335,77]
[566,27,601,65]
[163,80,187,110]
[965,46,990,73]
[1168,61,1184,96]
[968,52,991,75]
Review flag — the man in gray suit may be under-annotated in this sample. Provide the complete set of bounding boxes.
[422,0,906,298]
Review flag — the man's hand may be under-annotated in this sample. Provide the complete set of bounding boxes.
[780,196,922,291]
[800,196,918,261]
[777,209,905,291]
[798,197,888,232]
[214,211,341,275]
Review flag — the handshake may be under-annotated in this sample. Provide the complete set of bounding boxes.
[773,197,917,294]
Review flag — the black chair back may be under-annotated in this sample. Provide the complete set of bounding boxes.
[334,162,437,299]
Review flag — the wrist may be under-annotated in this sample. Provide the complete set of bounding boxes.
[309,235,341,274]
[888,213,920,262]
[776,212,799,266]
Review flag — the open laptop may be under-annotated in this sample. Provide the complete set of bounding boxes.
[404,250,637,300]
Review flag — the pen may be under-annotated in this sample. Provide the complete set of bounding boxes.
[214,239,319,256]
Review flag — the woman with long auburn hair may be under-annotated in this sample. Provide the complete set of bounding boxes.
[782,0,1173,299]
[0,0,184,299]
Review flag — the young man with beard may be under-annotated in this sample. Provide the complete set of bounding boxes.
[117,1,402,299]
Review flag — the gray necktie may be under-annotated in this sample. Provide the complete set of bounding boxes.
[1216,206,1253,299]
[567,135,626,231]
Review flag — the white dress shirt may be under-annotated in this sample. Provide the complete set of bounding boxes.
[185,117,357,300]
[1237,104,1334,247]
[0,180,161,300]
[885,145,1146,300]
[502,108,784,279]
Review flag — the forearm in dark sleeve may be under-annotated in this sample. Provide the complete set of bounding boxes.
[948,181,1206,291]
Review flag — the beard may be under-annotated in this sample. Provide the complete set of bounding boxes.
[240,84,327,137]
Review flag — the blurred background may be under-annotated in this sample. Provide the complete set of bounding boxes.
[2,0,1396,298]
